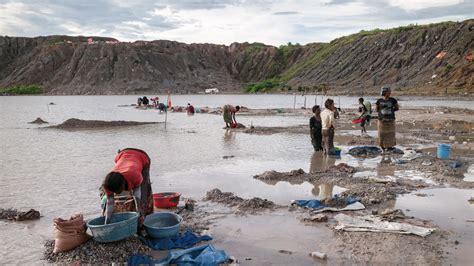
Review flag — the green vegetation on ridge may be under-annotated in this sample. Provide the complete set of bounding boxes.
[0,85,43,95]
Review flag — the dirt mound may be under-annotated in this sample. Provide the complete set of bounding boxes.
[43,237,149,264]
[254,169,307,185]
[204,188,275,212]
[49,118,159,129]
[28,117,48,124]
[0,208,40,221]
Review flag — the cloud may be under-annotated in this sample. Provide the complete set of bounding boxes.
[0,0,471,45]
[273,11,300,15]
[388,0,464,11]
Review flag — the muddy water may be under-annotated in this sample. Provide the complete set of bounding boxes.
[0,95,473,264]
[396,188,474,265]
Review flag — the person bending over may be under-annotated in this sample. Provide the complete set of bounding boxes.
[102,148,153,228]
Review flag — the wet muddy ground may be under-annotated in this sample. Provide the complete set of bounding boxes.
[2,96,473,264]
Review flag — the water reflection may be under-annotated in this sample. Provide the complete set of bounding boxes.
[309,152,336,173]
[377,155,395,177]
[311,183,334,200]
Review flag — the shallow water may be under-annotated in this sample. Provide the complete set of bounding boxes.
[396,188,474,265]
[0,95,473,264]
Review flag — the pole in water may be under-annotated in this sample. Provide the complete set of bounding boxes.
[164,109,168,129]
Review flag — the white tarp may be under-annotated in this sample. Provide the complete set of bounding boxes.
[334,214,435,237]
[312,202,365,213]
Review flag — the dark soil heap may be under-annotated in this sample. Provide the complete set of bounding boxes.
[49,118,159,129]
[204,188,275,212]
[43,237,149,264]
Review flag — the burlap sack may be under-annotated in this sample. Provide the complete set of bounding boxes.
[53,214,92,253]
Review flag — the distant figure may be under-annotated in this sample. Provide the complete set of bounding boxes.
[137,97,143,107]
[223,104,240,128]
[142,96,149,106]
[376,86,399,153]
[101,148,153,229]
[321,99,337,155]
[358,97,372,135]
[151,97,159,108]
[309,105,323,151]
[187,103,195,115]
[158,102,167,113]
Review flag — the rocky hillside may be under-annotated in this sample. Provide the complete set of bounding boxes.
[0,20,472,95]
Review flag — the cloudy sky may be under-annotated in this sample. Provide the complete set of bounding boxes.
[0,0,472,46]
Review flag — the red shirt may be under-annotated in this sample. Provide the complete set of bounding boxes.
[106,150,150,195]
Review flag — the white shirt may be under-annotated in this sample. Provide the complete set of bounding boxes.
[321,108,335,129]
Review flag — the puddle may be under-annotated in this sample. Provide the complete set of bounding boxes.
[209,208,341,265]
[395,188,474,265]
[464,164,474,182]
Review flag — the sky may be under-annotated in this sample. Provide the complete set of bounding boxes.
[0,0,472,46]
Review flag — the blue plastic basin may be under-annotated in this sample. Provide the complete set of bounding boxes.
[144,212,182,239]
[87,212,138,242]
[437,143,451,160]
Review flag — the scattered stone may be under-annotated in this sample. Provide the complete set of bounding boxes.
[279,250,293,255]
[415,193,428,197]
[222,155,235,159]
[309,251,327,260]
[468,197,474,204]
[303,214,328,223]
[454,240,460,245]
[185,199,195,211]
[245,257,252,260]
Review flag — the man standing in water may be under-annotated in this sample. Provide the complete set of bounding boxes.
[358,97,372,135]
[309,105,323,151]
[321,99,337,155]
[223,104,240,128]
[101,148,153,229]
[376,86,399,153]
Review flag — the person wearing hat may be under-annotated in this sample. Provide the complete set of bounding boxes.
[376,86,399,153]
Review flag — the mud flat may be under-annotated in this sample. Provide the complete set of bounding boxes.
[48,118,160,129]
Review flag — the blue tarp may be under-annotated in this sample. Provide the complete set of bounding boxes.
[128,244,229,266]
[139,229,212,250]
[292,196,358,209]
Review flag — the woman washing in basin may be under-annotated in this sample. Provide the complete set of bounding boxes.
[101,148,153,228]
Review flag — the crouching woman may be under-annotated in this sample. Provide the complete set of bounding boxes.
[101,148,153,227]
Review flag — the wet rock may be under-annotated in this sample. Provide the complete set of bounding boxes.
[29,117,48,124]
[222,155,235,159]
[348,146,382,157]
[278,250,293,255]
[303,214,328,223]
[185,199,195,211]
[0,208,40,221]
[331,163,355,174]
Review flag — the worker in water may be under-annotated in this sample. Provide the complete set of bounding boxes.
[101,148,153,228]
[187,103,195,115]
[309,105,323,151]
[142,96,149,107]
[376,86,399,153]
[223,104,240,128]
[358,97,372,135]
[321,99,337,155]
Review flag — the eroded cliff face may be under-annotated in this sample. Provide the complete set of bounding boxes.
[0,20,472,95]
[286,20,474,94]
